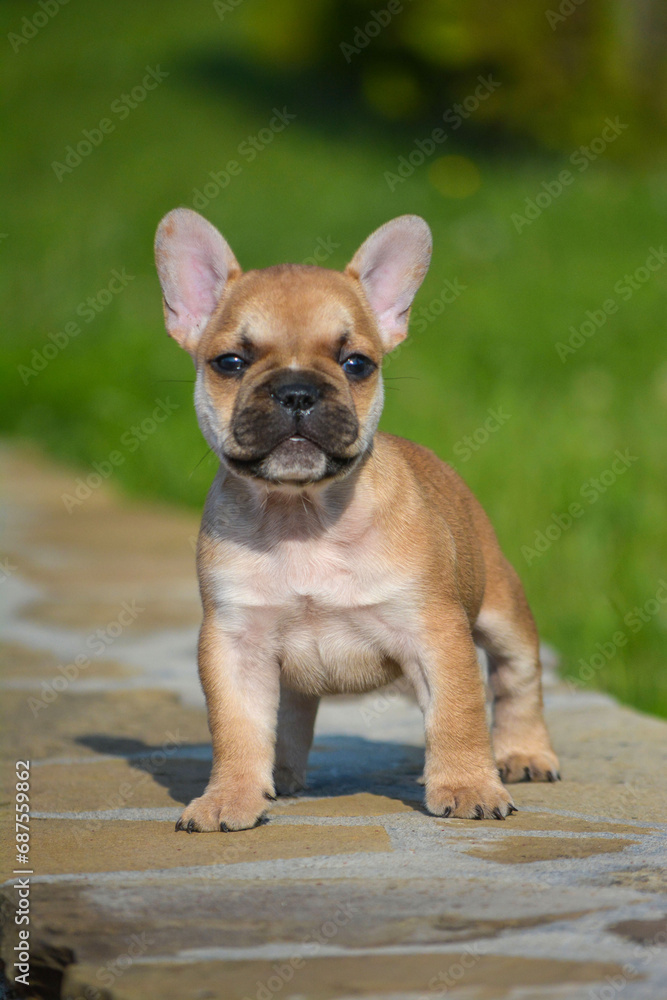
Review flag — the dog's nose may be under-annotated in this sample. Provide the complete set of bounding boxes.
[272,382,321,415]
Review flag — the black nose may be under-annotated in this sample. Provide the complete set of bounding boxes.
[272,382,321,415]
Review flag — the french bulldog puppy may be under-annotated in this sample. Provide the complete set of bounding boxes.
[154,209,560,832]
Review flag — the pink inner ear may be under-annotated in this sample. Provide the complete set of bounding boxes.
[347,215,432,350]
[155,208,241,352]
[365,260,414,327]
[179,254,225,324]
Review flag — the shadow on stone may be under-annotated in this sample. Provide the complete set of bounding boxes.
[73,733,425,810]
[306,735,425,808]
[75,735,210,805]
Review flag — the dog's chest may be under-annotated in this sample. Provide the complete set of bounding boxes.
[211,531,416,692]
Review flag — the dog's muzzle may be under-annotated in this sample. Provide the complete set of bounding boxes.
[226,370,360,482]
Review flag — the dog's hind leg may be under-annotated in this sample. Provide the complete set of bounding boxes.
[273,684,319,795]
[474,558,561,784]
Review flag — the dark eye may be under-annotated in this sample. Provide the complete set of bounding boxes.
[341,353,376,379]
[210,354,248,375]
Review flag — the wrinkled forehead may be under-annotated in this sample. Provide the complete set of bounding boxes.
[200,265,380,359]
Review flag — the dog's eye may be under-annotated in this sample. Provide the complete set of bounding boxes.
[341,354,375,379]
[210,354,248,375]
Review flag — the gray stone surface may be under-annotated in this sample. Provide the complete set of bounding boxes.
[1,445,666,1000]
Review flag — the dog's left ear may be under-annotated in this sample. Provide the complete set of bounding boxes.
[346,215,432,351]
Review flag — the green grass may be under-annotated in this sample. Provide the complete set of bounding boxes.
[2,1,667,716]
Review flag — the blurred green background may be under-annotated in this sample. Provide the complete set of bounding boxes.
[2,0,666,714]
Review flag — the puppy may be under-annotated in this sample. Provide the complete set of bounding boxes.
[154,209,560,832]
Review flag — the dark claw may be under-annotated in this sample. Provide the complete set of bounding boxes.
[186,819,195,834]
[175,818,183,832]
[556,771,562,781]
[508,804,518,814]
[523,766,532,782]
[254,814,269,828]
[264,792,277,801]
[220,822,230,832]
[474,805,484,820]
[442,806,452,818]
[492,807,505,820]
[547,771,556,782]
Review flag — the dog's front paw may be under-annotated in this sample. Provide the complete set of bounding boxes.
[175,787,271,833]
[496,750,561,784]
[425,774,516,820]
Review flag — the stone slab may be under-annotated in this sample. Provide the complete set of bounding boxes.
[25,758,208,813]
[2,875,618,966]
[0,688,210,765]
[0,641,132,683]
[61,953,642,1000]
[464,835,639,864]
[439,811,659,837]
[18,819,393,875]
[272,792,418,817]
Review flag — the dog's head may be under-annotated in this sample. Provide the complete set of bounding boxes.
[154,209,431,487]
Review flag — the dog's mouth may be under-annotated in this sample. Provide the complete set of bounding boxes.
[268,433,323,461]
[224,431,358,485]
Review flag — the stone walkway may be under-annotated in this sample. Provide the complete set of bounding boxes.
[1,444,666,1000]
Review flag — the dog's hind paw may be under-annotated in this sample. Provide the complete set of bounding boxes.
[496,750,561,784]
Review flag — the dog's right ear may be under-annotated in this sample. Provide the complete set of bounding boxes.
[154,208,241,356]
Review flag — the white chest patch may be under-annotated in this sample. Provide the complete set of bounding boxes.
[207,530,419,695]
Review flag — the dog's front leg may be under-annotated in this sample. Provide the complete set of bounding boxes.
[176,613,280,832]
[416,605,516,820]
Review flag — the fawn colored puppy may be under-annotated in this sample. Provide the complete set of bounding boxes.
[154,208,560,832]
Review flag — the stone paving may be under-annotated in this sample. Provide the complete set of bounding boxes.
[1,444,667,1000]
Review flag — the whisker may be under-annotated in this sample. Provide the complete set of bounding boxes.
[188,446,214,480]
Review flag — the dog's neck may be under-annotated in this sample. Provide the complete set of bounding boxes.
[214,447,377,542]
